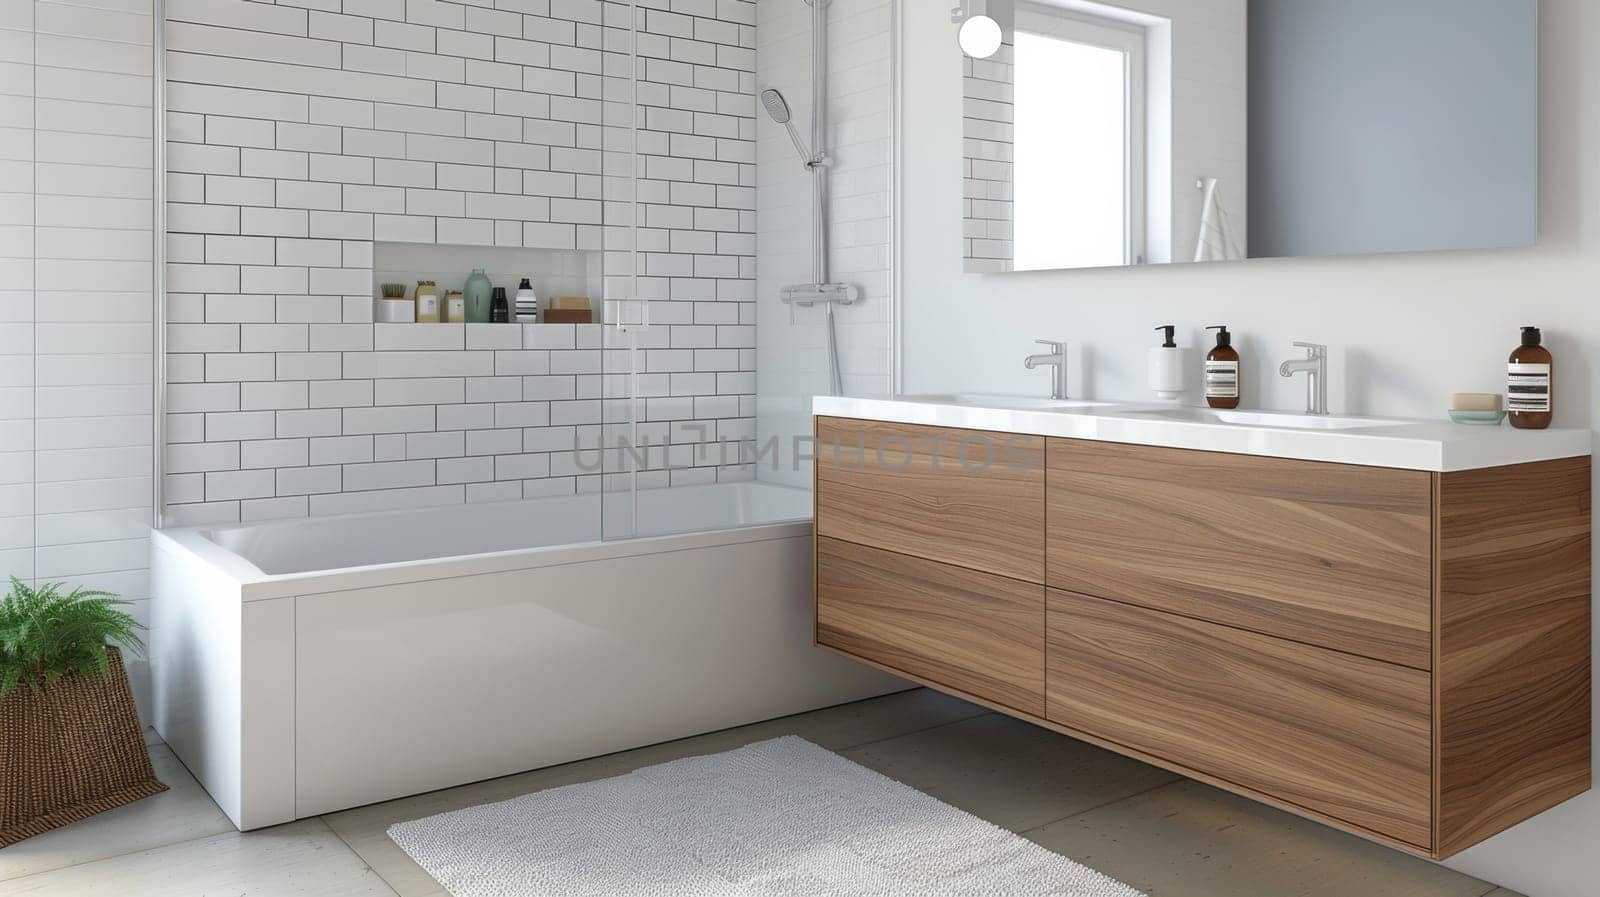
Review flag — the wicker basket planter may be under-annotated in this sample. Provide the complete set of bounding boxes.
[0,647,166,847]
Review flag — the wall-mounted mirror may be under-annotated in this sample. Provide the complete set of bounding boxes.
[960,0,1539,273]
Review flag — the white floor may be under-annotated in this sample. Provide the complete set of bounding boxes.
[0,690,1521,897]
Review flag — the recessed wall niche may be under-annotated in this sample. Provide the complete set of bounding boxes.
[373,242,604,323]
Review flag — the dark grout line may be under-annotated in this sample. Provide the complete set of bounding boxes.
[834,709,997,753]
[1017,778,1187,838]
[321,818,414,897]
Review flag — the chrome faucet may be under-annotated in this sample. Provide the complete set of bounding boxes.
[1279,342,1329,415]
[1024,340,1070,400]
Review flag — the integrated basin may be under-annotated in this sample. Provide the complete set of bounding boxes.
[898,394,1120,411]
[1215,410,1407,430]
[1127,407,1408,430]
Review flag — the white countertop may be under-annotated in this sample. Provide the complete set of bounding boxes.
[813,395,1593,472]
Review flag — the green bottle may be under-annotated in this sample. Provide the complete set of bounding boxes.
[464,268,492,324]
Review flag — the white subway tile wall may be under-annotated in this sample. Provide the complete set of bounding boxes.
[962,42,1015,272]
[1,1,158,712]
[164,0,760,524]
[0,4,33,588]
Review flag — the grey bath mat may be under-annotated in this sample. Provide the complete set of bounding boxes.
[387,735,1143,896]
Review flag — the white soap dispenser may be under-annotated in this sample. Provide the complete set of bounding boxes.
[1149,325,1184,401]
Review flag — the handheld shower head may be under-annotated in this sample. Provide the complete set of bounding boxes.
[761,87,815,168]
[760,89,791,124]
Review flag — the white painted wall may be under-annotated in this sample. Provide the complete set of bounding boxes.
[1248,0,1537,259]
[899,1,1598,894]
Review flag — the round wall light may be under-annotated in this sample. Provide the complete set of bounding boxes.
[959,15,1003,59]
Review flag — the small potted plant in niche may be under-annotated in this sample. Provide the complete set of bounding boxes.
[0,578,166,846]
[376,284,415,323]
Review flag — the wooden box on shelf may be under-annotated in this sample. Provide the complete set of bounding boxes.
[543,297,592,324]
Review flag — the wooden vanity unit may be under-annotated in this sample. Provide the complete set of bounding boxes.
[813,414,1591,859]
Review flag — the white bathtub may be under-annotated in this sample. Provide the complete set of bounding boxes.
[151,482,906,830]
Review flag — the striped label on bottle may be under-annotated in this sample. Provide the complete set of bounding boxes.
[1205,360,1240,399]
[1507,363,1551,413]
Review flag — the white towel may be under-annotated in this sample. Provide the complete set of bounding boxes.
[1194,177,1245,263]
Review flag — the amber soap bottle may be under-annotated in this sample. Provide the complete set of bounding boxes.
[1508,326,1553,430]
[1204,325,1241,409]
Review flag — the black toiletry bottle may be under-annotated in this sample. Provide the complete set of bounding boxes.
[490,287,509,323]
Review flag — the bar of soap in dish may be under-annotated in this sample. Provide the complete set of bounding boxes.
[1450,393,1503,412]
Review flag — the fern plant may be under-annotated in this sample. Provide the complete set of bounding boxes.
[0,578,145,699]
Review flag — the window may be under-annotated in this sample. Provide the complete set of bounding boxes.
[1012,13,1146,270]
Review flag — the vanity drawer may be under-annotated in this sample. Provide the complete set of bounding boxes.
[816,538,1045,716]
[816,417,1046,583]
[1046,590,1433,849]
[1046,439,1434,669]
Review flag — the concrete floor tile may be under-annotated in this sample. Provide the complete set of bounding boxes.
[841,712,1181,832]
[0,819,396,897]
[0,744,236,882]
[1026,780,1498,897]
